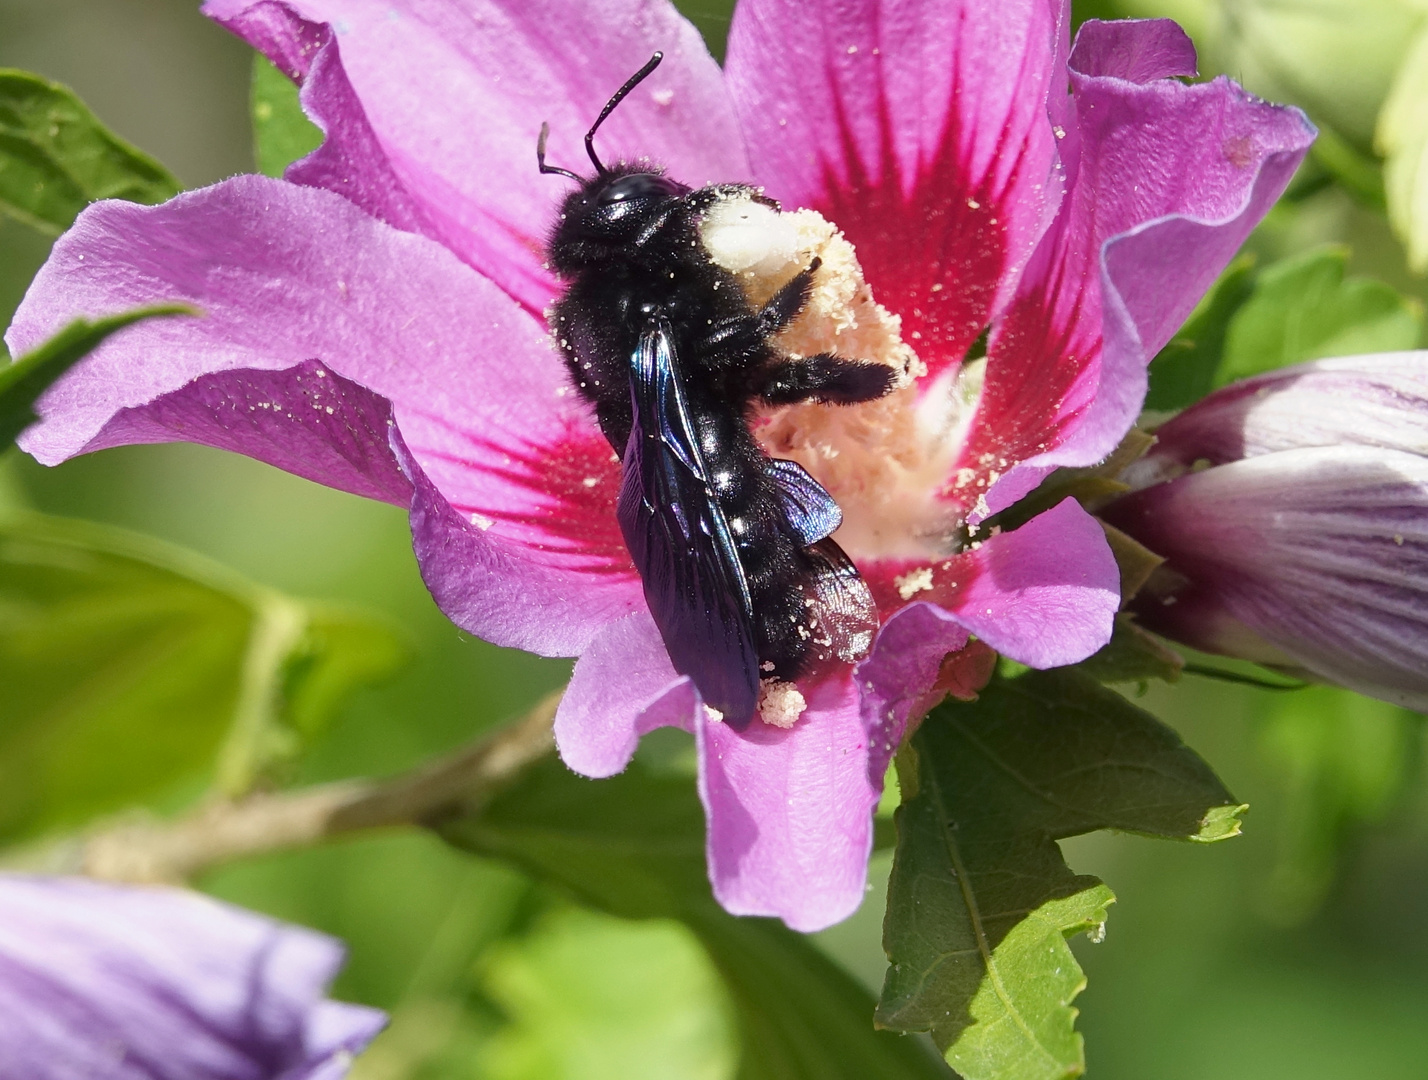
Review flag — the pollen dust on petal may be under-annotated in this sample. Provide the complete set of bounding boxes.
[895,566,935,600]
[758,679,807,728]
[700,194,983,560]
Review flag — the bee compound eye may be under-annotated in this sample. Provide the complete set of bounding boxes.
[598,173,676,207]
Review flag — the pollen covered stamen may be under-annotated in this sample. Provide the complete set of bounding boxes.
[700,194,982,559]
[700,196,919,377]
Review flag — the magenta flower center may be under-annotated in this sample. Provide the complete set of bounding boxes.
[700,196,984,563]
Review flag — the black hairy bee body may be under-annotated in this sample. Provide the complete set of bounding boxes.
[540,55,894,728]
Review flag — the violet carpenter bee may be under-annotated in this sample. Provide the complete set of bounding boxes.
[539,53,895,729]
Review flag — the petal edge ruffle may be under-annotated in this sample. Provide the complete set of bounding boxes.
[961,20,1315,514]
[206,0,750,314]
[9,176,644,655]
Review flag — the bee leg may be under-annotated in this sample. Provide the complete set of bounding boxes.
[753,353,897,406]
[698,258,823,362]
[700,313,763,355]
[757,257,822,334]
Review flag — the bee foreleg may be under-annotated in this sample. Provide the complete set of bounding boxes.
[753,353,897,406]
[757,258,822,334]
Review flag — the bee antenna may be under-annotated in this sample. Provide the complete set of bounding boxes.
[584,51,663,176]
[537,122,582,181]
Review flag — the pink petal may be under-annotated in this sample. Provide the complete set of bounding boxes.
[725,0,1067,378]
[944,497,1118,666]
[205,0,749,315]
[295,18,448,244]
[396,430,641,655]
[206,5,439,244]
[557,611,958,932]
[697,671,879,932]
[72,360,411,506]
[860,498,1118,668]
[854,600,974,755]
[10,177,539,460]
[960,19,1315,513]
[1065,16,1198,83]
[8,176,642,653]
[553,612,697,779]
[556,613,927,932]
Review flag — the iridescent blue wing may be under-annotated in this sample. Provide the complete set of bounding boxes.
[766,459,876,667]
[763,457,842,545]
[616,319,760,724]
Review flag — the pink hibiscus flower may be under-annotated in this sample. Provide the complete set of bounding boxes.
[6,0,1312,930]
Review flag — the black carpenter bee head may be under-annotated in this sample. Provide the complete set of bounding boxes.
[537,53,691,275]
[545,163,691,274]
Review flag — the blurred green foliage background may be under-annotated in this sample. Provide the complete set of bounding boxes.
[2,1,1428,1077]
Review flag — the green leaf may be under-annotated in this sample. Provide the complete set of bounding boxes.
[1145,254,1258,411]
[1148,246,1425,412]
[252,55,323,179]
[283,604,410,742]
[440,756,948,1080]
[0,69,180,234]
[209,597,409,796]
[478,907,738,1080]
[698,911,943,1080]
[0,511,405,838]
[1259,686,1419,923]
[878,668,1244,1080]
[1377,24,1428,272]
[1218,245,1423,384]
[0,306,196,447]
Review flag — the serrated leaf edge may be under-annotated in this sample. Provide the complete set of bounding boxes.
[925,756,1075,1075]
[1192,802,1249,843]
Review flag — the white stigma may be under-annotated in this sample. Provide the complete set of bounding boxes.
[699,193,983,559]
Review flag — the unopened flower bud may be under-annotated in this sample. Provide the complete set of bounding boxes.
[1103,354,1428,709]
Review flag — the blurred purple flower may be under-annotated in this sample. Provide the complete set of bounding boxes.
[1103,354,1428,710]
[0,874,384,1080]
[4,0,1311,929]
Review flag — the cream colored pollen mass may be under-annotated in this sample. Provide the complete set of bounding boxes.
[757,679,808,728]
[698,192,983,560]
[699,195,921,377]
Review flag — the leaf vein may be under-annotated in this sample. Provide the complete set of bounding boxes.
[923,758,1062,1069]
